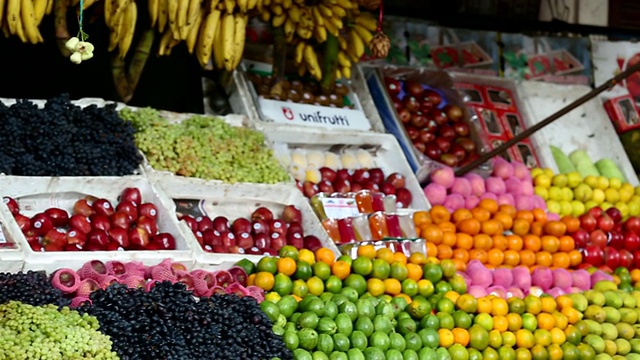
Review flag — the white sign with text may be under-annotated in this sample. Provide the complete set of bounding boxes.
[258,98,372,130]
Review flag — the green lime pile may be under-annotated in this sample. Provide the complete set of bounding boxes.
[120,107,290,184]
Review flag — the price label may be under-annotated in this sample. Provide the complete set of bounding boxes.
[321,198,359,220]
[258,98,372,130]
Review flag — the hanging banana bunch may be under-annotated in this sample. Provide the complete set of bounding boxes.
[1,0,54,43]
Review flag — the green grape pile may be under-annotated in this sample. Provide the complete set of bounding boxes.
[0,301,119,360]
[120,108,291,184]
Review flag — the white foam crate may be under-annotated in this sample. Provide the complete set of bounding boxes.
[151,176,339,270]
[0,175,196,274]
[228,61,386,134]
[515,81,639,185]
[263,127,431,210]
[0,208,25,273]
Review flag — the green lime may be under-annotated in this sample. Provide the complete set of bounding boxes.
[260,301,280,323]
[352,256,373,276]
[298,312,320,329]
[417,347,436,360]
[437,312,455,330]
[317,333,335,355]
[390,296,408,313]
[386,349,403,360]
[406,296,431,320]
[371,259,391,279]
[453,310,473,329]
[347,348,365,360]
[234,258,256,275]
[326,275,344,294]
[396,317,417,336]
[335,313,353,336]
[403,349,420,360]
[329,351,348,360]
[404,332,423,352]
[313,261,332,280]
[418,327,439,349]
[390,262,408,281]
[295,260,313,281]
[279,245,299,260]
[277,295,298,319]
[363,347,386,360]
[435,281,453,294]
[370,331,391,352]
[273,273,293,296]
[373,315,394,334]
[318,317,338,335]
[292,279,309,298]
[324,301,339,320]
[356,298,376,320]
[339,301,359,322]
[436,298,455,314]
[306,298,326,317]
[341,287,360,303]
[420,314,440,330]
[423,263,443,283]
[389,332,406,351]
[297,328,319,351]
[448,344,469,360]
[283,330,299,351]
[355,317,374,337]
[312,351,330,360]
[256,257,277,274]
[350,330,368,351]
[401,279,418,297]
[293,349,312,360]
[344,274,368,296]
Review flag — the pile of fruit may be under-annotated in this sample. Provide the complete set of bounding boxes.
[249,73,353,107]
[6,187,177,252]
[384,77,479,168]
[120,107,290,184]
[179,204,325,255]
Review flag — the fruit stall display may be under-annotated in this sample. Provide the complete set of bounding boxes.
[364,65,489,176]
[153,177,337,269]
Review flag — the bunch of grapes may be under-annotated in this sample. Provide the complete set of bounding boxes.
[120,107,291,184]
[78,281,292,360]
[0,95,141,176]
[0,301,119,359]
[0,271,69,307]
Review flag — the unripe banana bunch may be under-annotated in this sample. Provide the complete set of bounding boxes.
[1,0,53,43]
[105,0,138,59]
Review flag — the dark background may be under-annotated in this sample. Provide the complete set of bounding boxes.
[1,0,640,114]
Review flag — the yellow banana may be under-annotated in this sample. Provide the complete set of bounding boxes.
[208,0,220,11]
[271,4,282,15]
[335,0,351,10]
[335,69,342,80]
[105,0,114,26]
[330,4,346,17]
[223,0,233,12]
[6,0,20,35]
[212,11,225,68]
[311,6,323,26]
[157,0,168,31]
[118,1,137,58]
[110,0,128,28]
[14,11,27,42]
[294,41,304,64]
[296,24,311,39]
[221,12,235,71]
[355,12,377,31]
[148,0,159,27]
[196,8,220,66]
[82,0,99,9]
[186,7,203,54]
[337,51,350,67]
[248,0,258,9]
[342,65,351,79]
[167,0,179,36]
[158,28,174,56]
[282,0,291,9]
[33,0,48,24]
[327,16,343,30]
[348,28,364,58]
[271,13,285,27]
[283,17,294,38]
[314,24,326,43]
[259,10,269,22]
[287,5,300,22]
[108,6,125,51]
[186,0,201,24]
[324,18,339,36]
[317,3,332,17]
[304,44,321,80]
[231,14,246,69]
[45,0,54,15]
[338,36,347,50]
[21,0,41,44]
[351,24,373,44]
[0,0,5,30]
[177,0,190,39]
[237,0,247,12]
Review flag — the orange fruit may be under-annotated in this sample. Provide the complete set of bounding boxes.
[254,272,275,291]
[438,328,454,348]
[277,257,297,276]
[332,260,351,280]
[393,252,408,265]
[452,328,470,346]
[442,231,457,247]
[357,244,377,259]
[316,248,336,265]
[472,207,491,222]
[474,234,493,251]
[414,211,432,226]
[426,242,438,258]
[439,221,457,233]
[377,248,395,264]
[537,313,555,331]
[477,297,493,313]
[247,273,256,286]
[452,248,470,264]
[515,210,535,224]
[561,307,582,324]
[488,248,505,266]
[555,295,572,311]
[512,218,531,236]
[492,235,508,251]
[395,293,412,304]
[541,296,557,313]
[469,249,488,264]
[452,208,473,224]
[493,315,509,332]
[499,204,517,218]
[422,225,444,244]
[407,263,423,281]
[519,250,536,267]
[453,259,467,272]
[532,208,547,223]
[437,244,453,259]
[482,219,504,236]
[493,212,514,230]
[632,269,640,282]
[543,221,567,237]
[535,251,553,267]
[507,313,523,332]
[430,205,451,224]
[530,221,544,236]
[458,218,481,235]
[561,216,580,233]
[383,278,401,295]
[456,233,474,250]
[541,236,560,253]
[552,252,571,269]
[558,236,575,252]
[491,298,509,316]
[568,250,582,267]
[479,198,500,214]
[409,252,427,265]
[503,250,521,267]
[523,235,541,252]
[506,235,523,251]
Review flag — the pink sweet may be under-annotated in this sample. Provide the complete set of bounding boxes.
[423,183,447,206]
[485,177,506,195]
[450,178,472,198]
[430,166,455,189]
[464,173,486,197]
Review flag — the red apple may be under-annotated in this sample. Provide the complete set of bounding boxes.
[336,169,353,182]
[270,232,286,251]
[609,231,625,249]
[110,211,132,230]
[456,137,477,153]
[362,182,380,192]
[445,104,464,122]
[435,137,451,153]
[590,230,608,248]
[287,231,304,249]
[398,109,412,124]
[319,167,337,183]
[108,227,129,249]
[44,208,69,227]
[424,90,442,106]
[254,233,270,249]
[211,216,230,233]
[220,231,236,248]
[202,229,222,247]
[287,221,303,237]
[571,230,590,249]
[138,203,158,220]
[66,228,87,246]
[403,96,420,112]
[406,126,419,140]
[351,183,364,192]
[433,111,449,126]
[64,243,83,251]
[43,242,64,252]
[282,205,302,224]
[30,213,53,236]
[583,245,604,266]
[449,144,467,161]
[317,180,334,194]
[419,129,436,143]
[367,168,385,185]
[587,207,604,218]
[411,113,428,128]
[438,126,456,140]
[424,143,442,160]
[14,213,31,232]
[453,122,470,137]
[154,233,176,250]
[232,218,252,235]
[386,174,406,189]
[90,214,111,232]
[625,231,640,252]
[385,78,402,96]
[604,247,620,269]
[3,196,19,215]
[269,219,287,236]
[115,201,138,221]
[303,181,319,198]
[42,228,66,248]
[251,207,274,221]
[598,215,615,232]
[144,242,164,251]
[136,216,158,236]
[440,154,459,167]
[406,81,424,97]
[352,169,371,184]
[634,250,640,269]
[73,198,94,217]
[333,178,352,193]
[196,216,214,232]
[579,214,597,233]
[119,187,142,205]
[396,188,413,208]
[381,182,396,195]
[606,207,623,224]
[619,249,634,269]
[625,216,640,234]
[303,235,323,251]
[87,229,110,248]
[69,214,92,234]
[194,231,204,246]
[128,227,150,249]
[236,232,254,249]
[413,141,426,154]
[179,215,198,232]
[92,198,114,217]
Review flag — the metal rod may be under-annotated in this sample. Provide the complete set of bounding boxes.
[455,62,640,177]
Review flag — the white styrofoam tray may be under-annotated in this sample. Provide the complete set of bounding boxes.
[263,127,431,210]
[515,81,639,185]
[227,61,387,134]
[0,176,195,274]
[152,176,339,270]
[0,206,25,273]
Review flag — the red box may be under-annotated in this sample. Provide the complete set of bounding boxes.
[603,95,640,134]
[511,140,541,168]
[454,83,486,105]
[476,107,505,136]
[483,86,517,111]
[498,112,525,138]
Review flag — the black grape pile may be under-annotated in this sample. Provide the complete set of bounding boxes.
[78,281,293,360]
[0,271,70,307]
[0,95,142,176]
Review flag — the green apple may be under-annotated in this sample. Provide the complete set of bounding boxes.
[531,168,544,178]
[597,176,610,190]
[629,201,640,216]
[605,188,620,204]
[620,184,635,203]
[636,186,640,196]
[574,183,593,202]
[549,186,563,201]
[561,187,574,201]
[534,174,552,188]
[585,201,599,211]
[547,200,562,215]
[543,168,554,178]
[584,175,599,189]
[601,202,613,211]
[609,178,622,190]
[571,201,586,217]
[552,174,568,187]
[592,189,606,204]
[535,186,549,200]
[615,202,630,218]
[560,201,573,216]
[567,172,583,188]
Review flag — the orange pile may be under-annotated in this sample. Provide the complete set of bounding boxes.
[413,199,583,272]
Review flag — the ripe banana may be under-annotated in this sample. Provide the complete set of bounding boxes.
[231,14,247,69]
[283,18,295,38]
[118,1,137,59]
[148,0,159,27]
[272,13,285,27]
[186,7,203,54]
[335,0,352,10]
[167,0,179,36]
[294,41,304,64]
[355,12,377,31]
[82,0,99,9]
[223,0,234,12]
[0,0,5,29]
[317,3,332,17]
[21,0,42,44]
[287,5,300,22]
[45,0,54,15]
[6,0,20,35]
[330,4,346,18]
[237,0,248,12]
[33,0,48,24]
[158,28,174,56]
[157,0,168,31]
[342,65,351,79]
[208,0,220,11]
[186,0,201,25]
[176,0,188,30]
[314,24,327,43]
[304,44,321,80]
[196,9,221,67]
[337,52,351,67]
[221,12,235,71]
[104,0,114,26]
[212,11,225,69]
[351,24,373,45]
[110,0,128,28]
[311,6,324,26]
[247,0,258,10]
[348,29,364,58]
[108,6,125,51]
[13,9,27,42]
